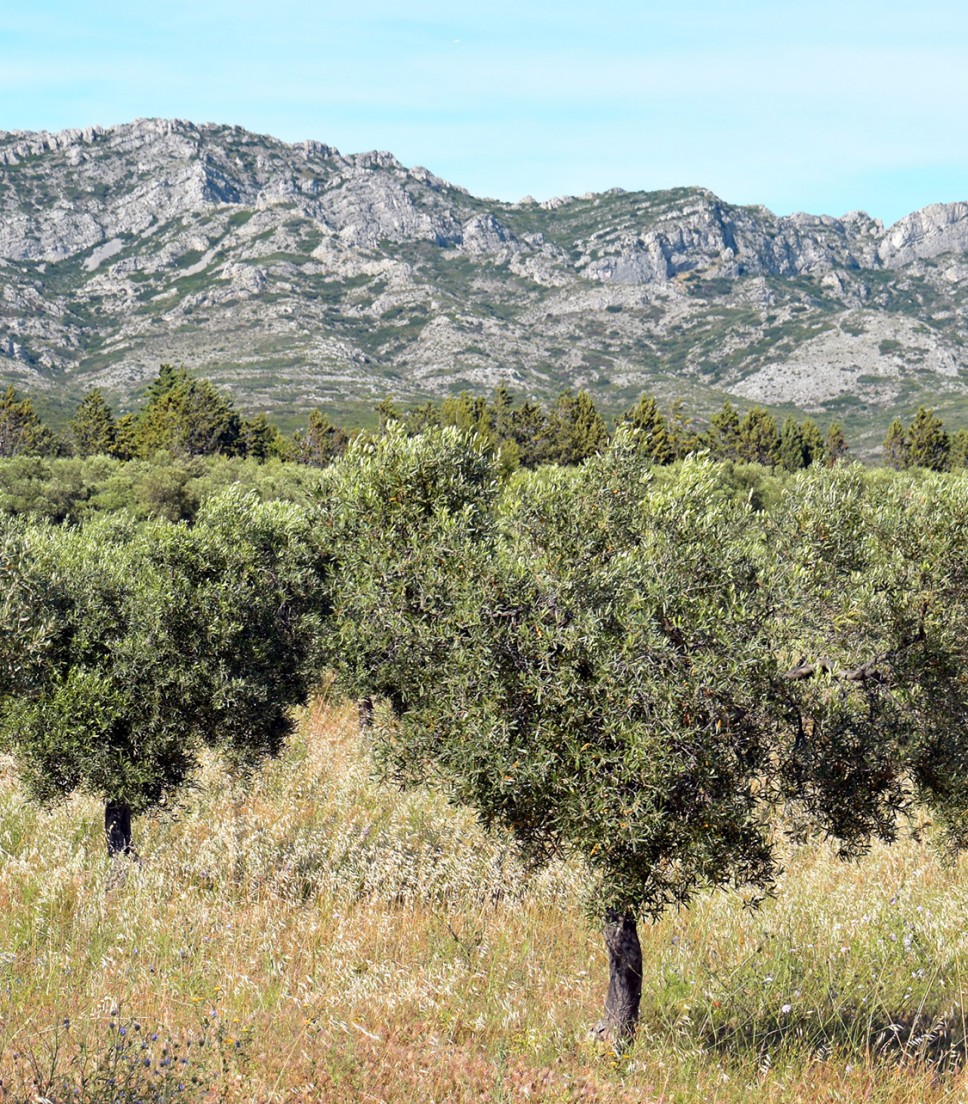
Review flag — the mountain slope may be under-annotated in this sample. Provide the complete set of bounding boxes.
[2,119,968,442]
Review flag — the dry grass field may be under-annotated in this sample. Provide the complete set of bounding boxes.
[3,692,968,1102]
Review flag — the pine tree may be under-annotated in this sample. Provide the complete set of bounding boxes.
[666,398,702,460]
[375,396,402,429]
[510,400,552,468]
[736,406,780,466]
[403,401,440,435]
[883,418,908,470]
[950,428,968,471]
[778,416,808,472]
[111,414,139,462]
[551,391,609,466]
[69,389,117,457]
[623,394,674,464]
[292,410,348,467]
[824,422,849,467]
[905,407,949,471]
[489,384,522,469]
[491,384,516,442]
[0,386,58,457]
[133,369,241,458]
[707,401,742,460]
[800,418,826,466]
[440,394,494,444]
[239,413,281,461]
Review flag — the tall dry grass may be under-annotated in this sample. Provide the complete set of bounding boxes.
[2,693,968,1101]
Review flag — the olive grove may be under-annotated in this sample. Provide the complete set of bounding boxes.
[3,420,968,1044]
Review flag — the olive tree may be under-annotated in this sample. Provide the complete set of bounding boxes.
[0,518,62,700]
[427,445,780,1041]
[1,490,328,856]
[319,421,499,729]
[324,430,968,1042]
[324,431,776,1037]
[768,466,968,853]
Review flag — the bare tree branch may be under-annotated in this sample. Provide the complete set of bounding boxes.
[781,622,927,685]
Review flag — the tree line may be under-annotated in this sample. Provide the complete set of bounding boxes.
[883,406,968,471]
[3,425,968,1043]
[0,367,348,466]
[378,390,850,471]
[4,366,968,470]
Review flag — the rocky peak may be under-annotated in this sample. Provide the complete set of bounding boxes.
[877,202,968,267]
[2,119,968,448]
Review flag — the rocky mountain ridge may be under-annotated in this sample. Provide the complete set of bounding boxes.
[2,118,968,444]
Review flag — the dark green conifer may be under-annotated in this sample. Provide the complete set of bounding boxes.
[950,428,968,471]
[550,390,609,466]
[825,421,849,467]
[0,386,58,458]
[905,407,949,471]
[800,418,826,466]
[883,417,908,470]
[404,401,440,435]
[375,396,402,429]
[707,401,742,460]
[239,413,281,461]
[736,406,780,466]
[291,409,348,467]
[439,394,494,443]
[623,394,674,464]
[510,400,552,468]
[778,416,808,472]
[133,368,241,458]
[491,384,516,441]
[112,413,139,462]
[666,398,702,460]
[69,389,117,457]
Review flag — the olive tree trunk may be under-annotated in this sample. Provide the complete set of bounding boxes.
[598,910,643,1045]
[358,696,374,732]
[105,800,134,857]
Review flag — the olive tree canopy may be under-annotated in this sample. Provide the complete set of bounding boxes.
[324,428,968,1040]
[1,490,329,855]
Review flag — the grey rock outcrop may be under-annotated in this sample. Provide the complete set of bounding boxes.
[877,202,968,267]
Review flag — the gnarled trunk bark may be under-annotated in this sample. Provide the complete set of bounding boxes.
[105,800,133,858]
[358,696,374,732]
[599,910,642,1045]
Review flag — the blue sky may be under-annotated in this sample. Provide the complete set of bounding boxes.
[3,0,968,225]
